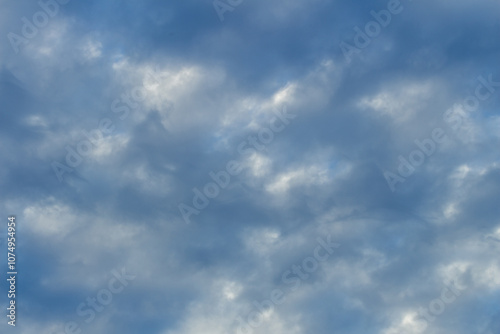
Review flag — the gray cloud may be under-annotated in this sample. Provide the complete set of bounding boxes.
[0,0,499,333]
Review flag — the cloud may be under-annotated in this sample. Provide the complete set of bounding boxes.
[0,0,498,333]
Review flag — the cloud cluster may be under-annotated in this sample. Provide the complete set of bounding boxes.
[0,0,499,333]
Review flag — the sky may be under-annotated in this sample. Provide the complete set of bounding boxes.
[0,0,499,333]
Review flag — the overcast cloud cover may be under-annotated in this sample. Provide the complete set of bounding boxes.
[0,0,499,333]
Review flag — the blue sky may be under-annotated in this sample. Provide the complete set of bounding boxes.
[0,0,499,333]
